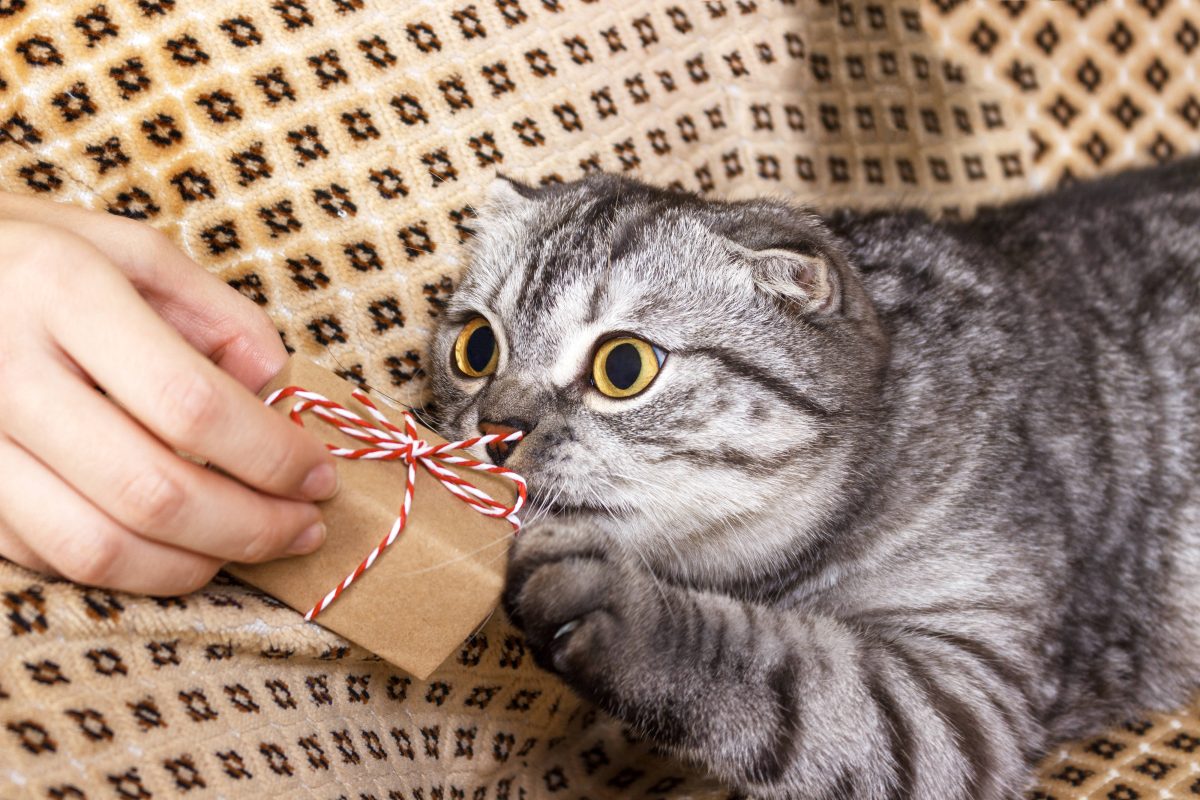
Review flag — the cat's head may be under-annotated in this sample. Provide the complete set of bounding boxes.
[430,175,887,587]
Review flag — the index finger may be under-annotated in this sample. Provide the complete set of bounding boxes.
[44,238,337,502]
[0,192,286,392]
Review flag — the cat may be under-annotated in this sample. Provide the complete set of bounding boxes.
[428,159,1200,799]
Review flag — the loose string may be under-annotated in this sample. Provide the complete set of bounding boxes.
[264,386,526,621]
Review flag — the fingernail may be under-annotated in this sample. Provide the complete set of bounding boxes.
[301,463,339,501]
[288,522,326,555]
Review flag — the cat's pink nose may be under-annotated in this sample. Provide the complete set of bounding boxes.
[478,420,529,466]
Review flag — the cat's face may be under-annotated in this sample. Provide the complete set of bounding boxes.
[430,176,886,586]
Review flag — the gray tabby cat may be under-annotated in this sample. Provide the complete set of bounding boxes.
[428,159,1200,799]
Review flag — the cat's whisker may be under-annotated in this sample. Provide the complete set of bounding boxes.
[585,477,684,622]
[606,468,658,490]
[631,541,676,622]
[577,477,677,618]
[524,477,570,528]
[386,530,515,578]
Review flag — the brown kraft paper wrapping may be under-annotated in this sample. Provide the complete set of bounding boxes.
[227,357,518,679]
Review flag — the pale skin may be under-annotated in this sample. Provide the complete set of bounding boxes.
[0,192,338,595]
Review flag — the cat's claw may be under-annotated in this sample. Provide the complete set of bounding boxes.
[553,620,580,639]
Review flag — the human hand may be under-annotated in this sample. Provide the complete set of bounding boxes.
[0,192,338,595]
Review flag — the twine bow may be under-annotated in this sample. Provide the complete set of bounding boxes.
[264,385,526,621]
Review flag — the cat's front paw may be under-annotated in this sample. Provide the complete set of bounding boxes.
[503,517,637,681]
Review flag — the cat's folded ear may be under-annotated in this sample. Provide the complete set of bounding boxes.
[738,244,841,316]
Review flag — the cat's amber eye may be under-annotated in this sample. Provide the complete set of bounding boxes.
[453,316,499,378]
[591,336,665,398]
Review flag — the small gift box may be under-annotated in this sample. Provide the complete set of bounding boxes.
[226,357,524,679]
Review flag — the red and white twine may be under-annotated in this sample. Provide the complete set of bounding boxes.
[264,385,526,621]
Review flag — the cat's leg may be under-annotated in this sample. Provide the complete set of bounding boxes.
[504,519,1044,800]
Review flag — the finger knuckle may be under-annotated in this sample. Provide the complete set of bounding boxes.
[55,524,125,586]
[159,370,222,446]
[127,227,175,278]
[252,430,305,490]
[114,468,186,531]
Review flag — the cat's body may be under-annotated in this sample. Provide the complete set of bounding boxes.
[430,160,1200,799]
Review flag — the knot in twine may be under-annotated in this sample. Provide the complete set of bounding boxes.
[265,385,526,621]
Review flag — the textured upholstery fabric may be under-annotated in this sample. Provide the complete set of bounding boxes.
[0,1,1197,798]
